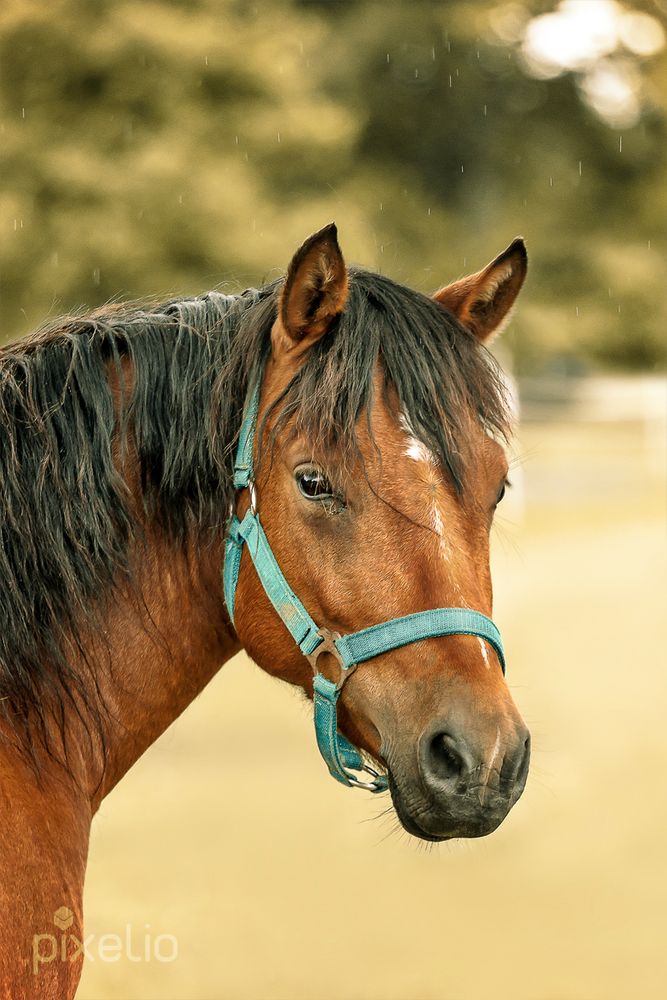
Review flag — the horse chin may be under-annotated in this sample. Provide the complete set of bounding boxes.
[387,773,507,843]
[392,807,451,843]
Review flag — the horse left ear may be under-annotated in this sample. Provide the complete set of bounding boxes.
[275,222,348,356]
[433,238,527,343]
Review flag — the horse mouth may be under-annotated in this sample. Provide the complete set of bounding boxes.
[387,773,449,842]
[387,772,507,843]
[393,810,450,843]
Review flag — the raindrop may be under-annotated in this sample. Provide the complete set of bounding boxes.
[21,107,25,119]
[431,47,436,61]
[235,135,239,144]
[575,306,579,317]
[51,252,59,267]
[648,239,651,249]
[619,135,623,152]
[618,304,622,314]
[549,176,554,187]
[448,74,452,88]
[578,160,582,176]
[386,53,390,63]
[427,207,431,216]
[92,268,101,286]
[379,202,383,212]
[178,194,183,205]
[483,104,487,116]
[461,164,464,173]
[204,56,209,66]
[415,68,419,79]
[13,219,17,231]
[277,131,281,143]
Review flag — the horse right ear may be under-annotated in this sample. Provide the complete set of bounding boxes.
[433,238,527,343]
[274,223,348,357]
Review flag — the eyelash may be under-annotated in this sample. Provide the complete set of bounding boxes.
[496,478,511,506]
[296,468,347,512]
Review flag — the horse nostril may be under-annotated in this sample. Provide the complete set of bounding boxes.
[425,731,470,786]
[517,732,531,785]
[502,730,531,788]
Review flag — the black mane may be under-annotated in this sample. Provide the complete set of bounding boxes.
[0,269,510,760]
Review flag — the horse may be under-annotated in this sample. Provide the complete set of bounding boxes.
[0,223,529,998]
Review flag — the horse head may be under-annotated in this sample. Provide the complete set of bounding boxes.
[231,224,530,841]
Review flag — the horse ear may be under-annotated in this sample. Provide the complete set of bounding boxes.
[276,223,348,354]
[433,238,527,343]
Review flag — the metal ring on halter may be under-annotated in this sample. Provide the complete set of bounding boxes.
[305,628,343,669]
[248,481,257,515]
[348,763,387,790]
[305,628,358,691]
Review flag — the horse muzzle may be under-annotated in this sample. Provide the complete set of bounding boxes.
[386,716,531,841]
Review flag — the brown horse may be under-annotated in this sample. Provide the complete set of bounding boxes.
[0,224,529,997]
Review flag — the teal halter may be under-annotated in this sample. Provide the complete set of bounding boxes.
[223,380,505,793]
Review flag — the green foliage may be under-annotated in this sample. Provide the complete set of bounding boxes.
[1,0,665,371]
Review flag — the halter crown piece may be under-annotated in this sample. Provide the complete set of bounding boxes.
[223,376,506,793]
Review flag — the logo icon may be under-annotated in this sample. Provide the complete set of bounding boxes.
[53,907,74,931]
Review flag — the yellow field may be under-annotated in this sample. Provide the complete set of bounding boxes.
[78,411,666,1000]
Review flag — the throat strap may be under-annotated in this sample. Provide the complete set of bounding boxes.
[223,378,506,793]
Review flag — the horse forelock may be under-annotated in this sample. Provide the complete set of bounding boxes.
[261,268,512,493]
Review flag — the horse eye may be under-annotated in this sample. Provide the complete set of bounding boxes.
[297,469,334,500]
[495,480,509,506]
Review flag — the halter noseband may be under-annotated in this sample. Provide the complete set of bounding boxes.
[223,379,505,793]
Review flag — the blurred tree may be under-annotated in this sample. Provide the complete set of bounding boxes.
[0,0,665,372]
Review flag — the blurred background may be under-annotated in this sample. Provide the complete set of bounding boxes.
[1,1,665,998]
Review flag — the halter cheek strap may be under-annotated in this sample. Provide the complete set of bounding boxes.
[223,380,506,793]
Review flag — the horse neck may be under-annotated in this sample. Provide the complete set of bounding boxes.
[18,527,241,812]
[79,528,241,808]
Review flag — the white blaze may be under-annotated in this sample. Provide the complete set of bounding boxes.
[400,411,449,563]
